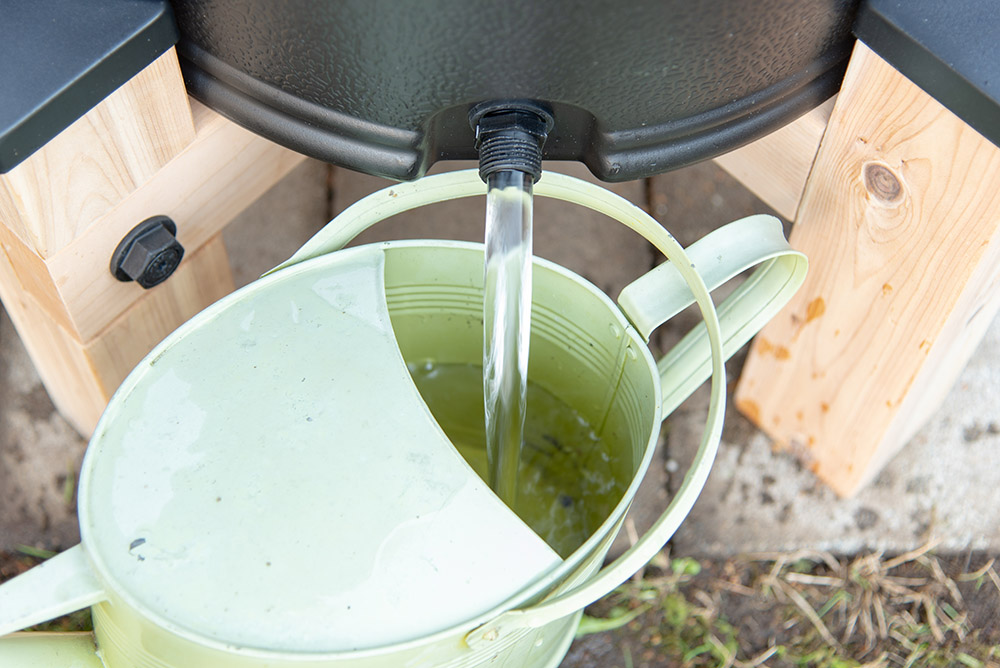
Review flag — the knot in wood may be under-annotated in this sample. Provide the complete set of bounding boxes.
[863,162,903,204]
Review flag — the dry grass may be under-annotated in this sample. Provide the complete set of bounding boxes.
[575,544,1000,668]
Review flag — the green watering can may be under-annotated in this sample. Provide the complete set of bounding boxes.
[0,170,806,667]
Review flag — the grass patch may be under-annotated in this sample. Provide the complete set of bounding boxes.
[572,546,1000,667]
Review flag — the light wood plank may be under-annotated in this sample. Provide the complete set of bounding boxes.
[0,245,102,434]
[0,222,71,331]
[0,236,234,435]
[5,102,306,342]
[0,48,195,255]
[46,101,305,341]
[734,42,1000,496]
[713,98,835,221]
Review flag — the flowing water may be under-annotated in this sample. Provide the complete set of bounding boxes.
[408,362,626,557]
[483,170,534,508]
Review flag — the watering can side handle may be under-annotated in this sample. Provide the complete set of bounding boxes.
[0,545,105,638]
[618,214,808,416]
[618,214,799,340]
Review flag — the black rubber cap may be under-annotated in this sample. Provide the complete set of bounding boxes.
[110,216,185,289]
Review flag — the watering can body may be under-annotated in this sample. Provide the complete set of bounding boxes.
[0,171,806,667]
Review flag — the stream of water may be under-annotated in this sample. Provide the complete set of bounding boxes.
[483,170,534,508]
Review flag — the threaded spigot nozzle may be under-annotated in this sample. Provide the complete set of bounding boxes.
[470,102,553,183]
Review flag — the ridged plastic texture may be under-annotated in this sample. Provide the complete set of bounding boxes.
[171,0,858,181]
[478,132,542,181]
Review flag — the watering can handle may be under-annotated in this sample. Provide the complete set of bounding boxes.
[271,170,802,646]
[619,214,807,417]
[0,545,105,638]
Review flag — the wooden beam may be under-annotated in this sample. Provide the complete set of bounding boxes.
[713,98,835,221]
[0,49,307,434]
[2,101,306,342]
[734,42,1000,496]
[0,48,195,256]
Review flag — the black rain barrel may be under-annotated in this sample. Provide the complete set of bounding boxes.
[171,0,858,181]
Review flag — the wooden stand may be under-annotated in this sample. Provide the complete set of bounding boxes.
[0,48,304,434]
[728,42,1000,496]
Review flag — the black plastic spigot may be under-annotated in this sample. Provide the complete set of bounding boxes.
[470,101,553,183]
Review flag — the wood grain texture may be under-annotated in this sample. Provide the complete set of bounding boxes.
[714,98,835,221]
[0,222,71,331]
[0,236,234,435]
[0,95,305,433]
[0,49,195,256]
[734,42,1000,496]
[6,101,306,342]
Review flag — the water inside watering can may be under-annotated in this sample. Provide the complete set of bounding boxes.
[483,170,534,508]
[410,361,626,558]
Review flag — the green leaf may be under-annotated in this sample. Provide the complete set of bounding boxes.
[790,558,816,573]
[956,653,984,668]
[63,467,76,506]
[15,544,57,559]
[817,589,849,619]
[575,603,651,637]
[671,557,702,577]
[941,602,961,621]
[714,618,736,637]
[662,592,690,627]
[829,658,860,668]
[682,643,712,662]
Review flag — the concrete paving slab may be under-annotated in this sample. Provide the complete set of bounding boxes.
[223,159,330,287]
[648,161,784,248]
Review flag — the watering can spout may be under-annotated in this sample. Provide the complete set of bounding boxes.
[0,545,104,638]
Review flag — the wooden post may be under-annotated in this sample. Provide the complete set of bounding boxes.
[714,98,835,221]
[734,42,1000,496]
[0,49,306,434]
[0,50,196,256]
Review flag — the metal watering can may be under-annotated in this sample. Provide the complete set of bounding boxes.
[0,170,806,667]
